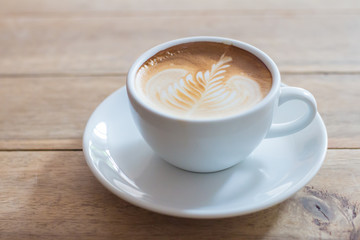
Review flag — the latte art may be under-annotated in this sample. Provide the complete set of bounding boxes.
[148,54,262,117]
[135,42,272,119]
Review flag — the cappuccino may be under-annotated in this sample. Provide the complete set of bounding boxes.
[135,42,272,119]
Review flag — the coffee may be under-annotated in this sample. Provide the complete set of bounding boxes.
[135,42,272,119]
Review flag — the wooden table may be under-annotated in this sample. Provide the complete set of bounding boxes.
[1,0,359,239]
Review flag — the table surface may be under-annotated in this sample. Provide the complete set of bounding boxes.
[1,0,360,239]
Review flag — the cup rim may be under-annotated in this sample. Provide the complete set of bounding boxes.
[126,36,281,123]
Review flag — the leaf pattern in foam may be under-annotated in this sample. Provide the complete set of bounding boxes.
[155,54,262,116]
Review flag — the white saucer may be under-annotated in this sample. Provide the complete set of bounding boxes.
[83,87,327,219]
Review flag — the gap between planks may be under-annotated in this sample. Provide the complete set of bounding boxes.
[1,71,360,79]
[0,148,358,152]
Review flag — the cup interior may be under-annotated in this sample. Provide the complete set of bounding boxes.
[126,36,281,122]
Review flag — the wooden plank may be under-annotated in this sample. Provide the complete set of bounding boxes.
[0,0,359,13]
[0,14,359,75]
[0,150,359,239]
[0,74,358,150]
[0,139,81,150]
[0,76,122,148]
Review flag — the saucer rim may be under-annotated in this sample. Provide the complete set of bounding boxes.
[83,87,328,219]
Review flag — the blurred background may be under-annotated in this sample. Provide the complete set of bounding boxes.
[1,0,359,75]
[1,0,359,148]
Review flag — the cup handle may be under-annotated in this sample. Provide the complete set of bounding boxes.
[266,87,317,138]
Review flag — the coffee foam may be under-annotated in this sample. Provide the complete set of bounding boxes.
[135,42,272,119]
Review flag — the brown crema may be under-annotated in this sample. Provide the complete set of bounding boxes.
[135,42,272,119]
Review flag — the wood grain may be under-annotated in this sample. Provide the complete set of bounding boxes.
[0,150,359,240]
[1,74,359,150]
[0,14,359,75]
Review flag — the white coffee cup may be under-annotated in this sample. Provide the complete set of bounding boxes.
[126,36,317,172]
